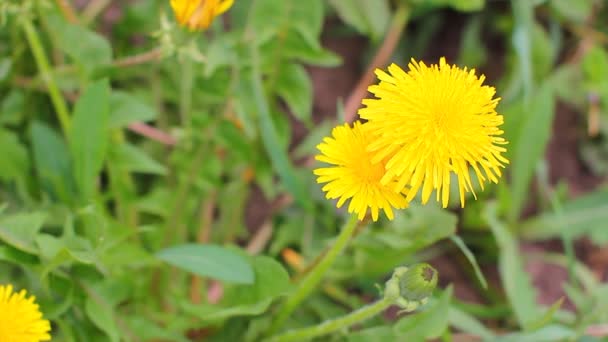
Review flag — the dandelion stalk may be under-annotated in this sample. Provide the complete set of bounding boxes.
[21,16,71,136]
[267,214,359,334]
[266,264,438,342]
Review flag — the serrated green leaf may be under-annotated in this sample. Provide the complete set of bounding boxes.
[0,211,46,254]
[328,0,390,41]
[276,63,312,125]
[0,90,26,126]
[109,143,166,175]
[249,55,312,212]
[0,129,29,182]
[156,244,254,284]
[85,295,119,342]
[46,14,112,73]
[30,122,75,202]
[69,79,110,201]
[108,91,158,128]
[181,256,291,322]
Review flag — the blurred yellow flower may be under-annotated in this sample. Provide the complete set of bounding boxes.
[170,0,234,31]
[0,284,51,342]
[314,122,409,221]
[359,58,508,208]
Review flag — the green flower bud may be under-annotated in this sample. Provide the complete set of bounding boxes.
[383,263,438,311]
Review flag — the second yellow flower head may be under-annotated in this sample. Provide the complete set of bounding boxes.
[170,0,234,31]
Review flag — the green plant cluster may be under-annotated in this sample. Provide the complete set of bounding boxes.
[1,0,608,341]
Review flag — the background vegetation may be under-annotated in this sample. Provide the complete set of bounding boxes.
[1,0,608,340]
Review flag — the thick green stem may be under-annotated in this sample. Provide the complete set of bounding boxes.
[267,214,359,334]
[21,17,71,136]
[267,297,391,342]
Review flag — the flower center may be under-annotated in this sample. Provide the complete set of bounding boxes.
[354,156,386,184]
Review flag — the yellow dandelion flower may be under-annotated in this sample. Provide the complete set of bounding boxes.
[358,57,508,208]
[0,284,51,342]
[170,0,234,31]
[314,122,409,221]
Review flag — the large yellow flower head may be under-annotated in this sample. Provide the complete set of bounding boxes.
[0,284,51,342]
[170,0,234,31]
[358,58,508,208]
[314,121,409,221]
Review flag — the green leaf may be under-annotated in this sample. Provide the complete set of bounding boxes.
[203,34,238,77]
[508,82,555,222]
[343,205,457,279]
[36,235,97,265]
[181,256,291,322]
[448,306,495,340]
[0,211,46,254]
[69,79,110,201]
[511,0,535,100]
[108,91,158,128]
[0,58,11,82]
[582,45,608,96]
[347,327,395,342]
[126,317,189,342]
[249,57,312,212]
[250,0,339,67]
[493,324,575,342]
[35,234,100,279]
[550,0,593,23]
[276,63,312,125]
[0,245,38,265]
[0,90,25,126]
[520,189,608,241]
[215,119,254,162]
[458,16,487,67]
[485,203,540,328]
[46,14,112,73]
[328,0,390,41]
[85,295,119,342]
[0,129,29,182]
[411,0,485,12]
[450,235,488,289]
[30,122,75,202]
[393,286,453,339]
[156,244,254,284]
[109,143,167,175]
[445,0,485,11]
[525,298,564,331]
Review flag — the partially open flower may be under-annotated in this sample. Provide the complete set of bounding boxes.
[170,0,234,31]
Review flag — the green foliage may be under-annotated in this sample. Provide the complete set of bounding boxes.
[1,0,607,340]
[156,244,254,284]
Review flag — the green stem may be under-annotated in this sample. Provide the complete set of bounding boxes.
[179,57,193,132]
[267,214,359,334]
[21,17,71,136]
[267,297,391,342]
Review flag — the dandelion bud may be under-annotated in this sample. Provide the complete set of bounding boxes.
[384,263,438,311]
